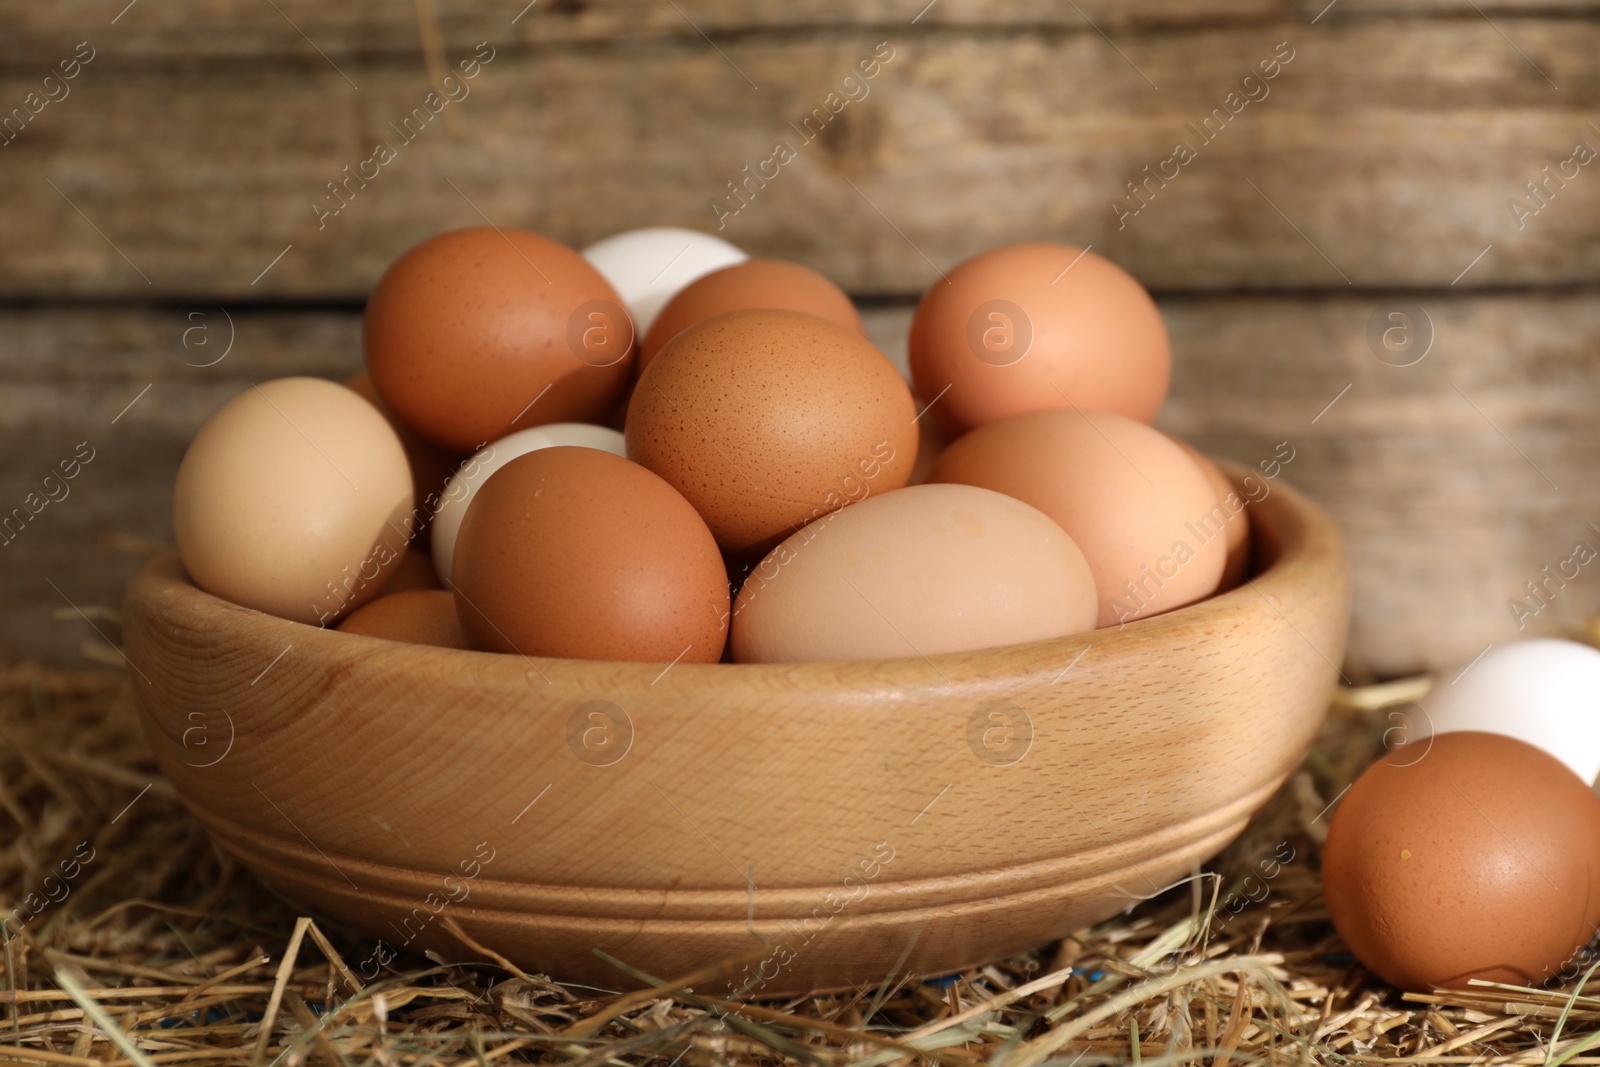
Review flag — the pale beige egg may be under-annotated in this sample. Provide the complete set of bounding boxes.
[731,483,1097,663]
[172,377,414,625]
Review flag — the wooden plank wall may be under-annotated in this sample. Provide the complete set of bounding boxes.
[1,0,1597,676]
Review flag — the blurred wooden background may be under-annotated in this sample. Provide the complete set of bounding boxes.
[2,0,1597,677]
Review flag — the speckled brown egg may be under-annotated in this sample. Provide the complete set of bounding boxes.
[639,260,865,370]
[1321,732,1600,991]
[626,309,918,557]
[451,446,729,662]
[364,227,635,453]
[338,590,468,649]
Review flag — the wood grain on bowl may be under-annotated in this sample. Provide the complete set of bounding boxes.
[121,470,1347,993]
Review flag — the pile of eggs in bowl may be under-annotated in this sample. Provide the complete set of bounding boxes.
[169,224,1600,996]
[173,226,1269,663]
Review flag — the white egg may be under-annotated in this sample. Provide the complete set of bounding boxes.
[581,228,746,334]
[431,423,626,585]
[1418,638,1600,786]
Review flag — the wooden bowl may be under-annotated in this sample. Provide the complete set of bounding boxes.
[123,472,1348,995]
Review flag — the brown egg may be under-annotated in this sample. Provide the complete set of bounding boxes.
[174,379,413,625]
[338,590,467,649]
[364,227,635,453]
[1175,441,1251,592]
[452,446,729,662]
[930,409,1225,627]
[384,547,444,593]
[1322,732,1600,991]
[626,309,918,557]
[908,242,1170,436]
[639,259,864,371]
[345,371,461,542]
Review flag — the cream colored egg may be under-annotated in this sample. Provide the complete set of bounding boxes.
[172,377,414,625]
[731,483,1098,662]
[430,423,626,585]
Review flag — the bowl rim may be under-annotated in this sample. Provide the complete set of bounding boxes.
[127,464,1345,692]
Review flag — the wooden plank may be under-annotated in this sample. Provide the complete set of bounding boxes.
[6,292,1600,677]
[2,0,1597,61]
[0,22,1596,298]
